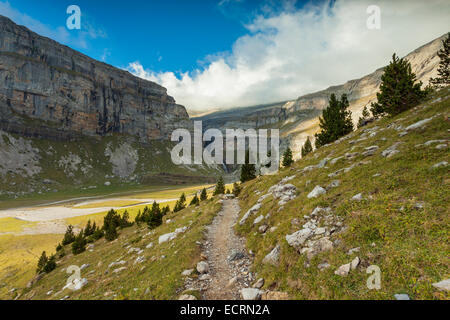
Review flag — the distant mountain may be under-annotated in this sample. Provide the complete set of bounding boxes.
[199,34,446,158]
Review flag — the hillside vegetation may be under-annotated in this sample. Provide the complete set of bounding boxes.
[236,87,449,300]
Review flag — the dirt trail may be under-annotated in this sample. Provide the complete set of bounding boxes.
[202,198,253,300]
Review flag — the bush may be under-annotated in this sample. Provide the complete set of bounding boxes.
[36,251,48,274]
[190,194,200,206]
[232,182,241,196]
[43,255,57,273]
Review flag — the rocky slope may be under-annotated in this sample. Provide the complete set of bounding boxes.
[0,15,189,142]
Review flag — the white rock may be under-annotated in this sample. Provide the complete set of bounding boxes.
[179,294,197,300]
[145,242,153,249]
[286,229,313,249]
[435,144,447,150]
[432,161,448,168]
[307,186,326,198]
[253,278,265,289]
[405,117,433,130]
[113,267,127,274]
[350,257,360,270]
[239,203,261,225]
[394,294,410,300]
[104,181,111,186]
[80,264,90,271]
[253,215,264,225]
[351,193,364,201]
[262,244,281,266]
[334,263,351,276]
[181,269,194,276]
[196,261,209,274]
[432,279,450,291]
[240,288,262,300]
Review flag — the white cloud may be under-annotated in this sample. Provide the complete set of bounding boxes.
[0,1,106,49]
[127,0,449,111]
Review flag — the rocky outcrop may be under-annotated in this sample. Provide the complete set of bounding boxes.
[0,15,190,142]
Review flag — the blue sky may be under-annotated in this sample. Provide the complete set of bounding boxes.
[1,0,448,111]
[1,0,310,72]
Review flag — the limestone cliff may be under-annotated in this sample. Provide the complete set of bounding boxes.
[0,15,189,142]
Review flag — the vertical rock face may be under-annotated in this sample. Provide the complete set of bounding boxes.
[0,15,190,141]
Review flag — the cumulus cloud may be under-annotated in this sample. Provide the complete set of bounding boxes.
[127,0,449,111]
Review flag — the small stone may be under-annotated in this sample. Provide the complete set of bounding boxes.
[179,294,197,300]
[432,161,448,168]
[261,291,289,300]
[350,257,360,270]
[394,294,411,300]
[182,269,194,276]
[335,263,351,276]
[351,193,363,201]
[253,215,264,225]
[307,186,326,198]
[318,263,331,271]
[145,242,153,249]
[262,244,281,266]
[435,144,447,150]
[258,224,269,233]
[196,261,209,274]
[240,288,262,300]
[228,250,245,262]
[253,278,265,289]
[227,276,238,288]
[347,247,360,255]
[432,279,450,291]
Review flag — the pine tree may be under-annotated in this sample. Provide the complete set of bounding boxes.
[36,251,48,274]
[301,137,313,158]
[71,232,86,255]
[104,222,118,241]
[190,194,200,206]
[371,53,428,117]
[282,147,294,167]
[173,193,187,212]
[62,225,76,245]
[200,188,208,201]
[119,210,132,228]
[430,33,450,88]
[103,209,120,241]
[83,220,94,237]
[232,182,241,196]
[148,201,163,229]
[213,176,225,195]
[357,106,372,128]
[162,205,170,216]
[315,93,354,148]
[43,254,57,273]
[240,150,256,183]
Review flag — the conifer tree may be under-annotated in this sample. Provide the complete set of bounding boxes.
[103,209,120,241]
[282,147,294,167]
[371,53,428,117]
[62,225,76,245]
[315,93,354,148]
[200,188,208,201]
[71,232,86,255]
[36,251,48,274]
[190,194,200,206]
[173,193,187,212]
[104,221,118,241]
[148,201,163,229]
[162,205,170,216]
[83,220,94,237]
[213,176,225,195]
[301,137,313,158]
[240,150,256,183]
[357,106,372,128]
[43,254,57,273]
[430,33,450,88]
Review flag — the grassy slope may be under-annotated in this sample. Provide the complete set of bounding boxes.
[0,132,221,210]
[15,198,221,300]
[236,88,449,300]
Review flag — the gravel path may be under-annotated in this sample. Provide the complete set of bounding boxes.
[186,198,254,300]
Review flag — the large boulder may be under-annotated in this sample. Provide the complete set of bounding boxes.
[262,244,281,266]
[307,186,326,198]
[240,288,262,300]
